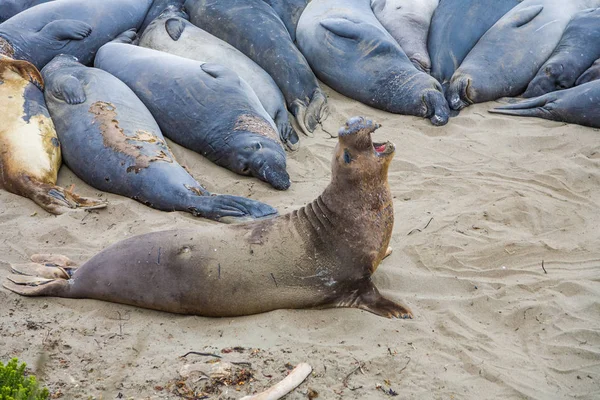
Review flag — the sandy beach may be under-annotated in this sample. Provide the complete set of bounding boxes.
[1,84,599,399]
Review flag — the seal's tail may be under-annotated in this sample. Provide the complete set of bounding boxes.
[2,254,77,297]
[30,182,108,215]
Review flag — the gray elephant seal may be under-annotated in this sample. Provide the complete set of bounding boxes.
[0,0,54,23]
[0,55,107,214]
[371,0,439,73]
[95,42,291,190]
[297,0,449,126]
[490,80,600,129]
[184,0,329,137]
[0,0,152,70]
[523,8,600,98]
[4,116,413,320]
[42,53,276,222]
[446,0,600,110]
[139,7,299,150]
[577,58,600,85]
[261,0,308,42]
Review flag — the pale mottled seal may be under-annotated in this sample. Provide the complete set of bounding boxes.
[297,0,449,126]
[261,0,308,42]
[139,7,300,150]
[446,0,600,110]
[0,0,151,70]
[371,0,439,73]
[0,0,54,23]
[184,0,329,137]
[490,80,600,129]
[95,43,291,190]
[427,0,521,88]
[577,58,600,85]
[4,116,413,320]
[42,54,277,222]
[0,55,107,214]
[523,8,600,98]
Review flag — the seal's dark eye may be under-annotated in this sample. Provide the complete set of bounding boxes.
[343,149,352,164]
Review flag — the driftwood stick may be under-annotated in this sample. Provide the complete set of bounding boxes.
[240,363,312,400]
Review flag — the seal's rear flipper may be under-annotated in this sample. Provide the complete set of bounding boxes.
[0,56,44,91]
[11,262,69,279]
[3,274,70,297]
[30,182,107,215]
[290,89,329,137]
[41,20,92,41]
[30,254,78,267]
[489,95,557,120]
[343,284,413,319]
[274,110,300,151]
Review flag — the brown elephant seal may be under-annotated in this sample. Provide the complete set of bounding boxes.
[0,55,107,214]
[4,116,413,319]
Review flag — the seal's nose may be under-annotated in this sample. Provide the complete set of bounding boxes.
[338,116,380,137]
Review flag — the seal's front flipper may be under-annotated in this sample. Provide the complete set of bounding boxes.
[3,274,70,297]
[111,29,138,44]
[274,110,300,151]
[511,5,544,28]
[50,75,86,105]
[30,182,107,215]
[320,18,363,40]
[489,95,558,120]
[0,56,44,91]
[11,262,70,279]
[188,194,277,223]
[41,20,92,41]
[351,284,413,319]
[166,18,187,41]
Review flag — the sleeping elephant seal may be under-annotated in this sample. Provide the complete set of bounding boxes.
[428,0,521,88]
[184,0,329,137]
[523,8,600,98]
[0,0,152,70]
[4,116,413,320]
[371,0,439,73]
[261,0,309,42]
[0,55,107,214]
[95,43,291,191]
[576,58,600,85]
[446,0,600,110]
[42,54,276,222]
[0,0,54,23]
[297,0,449,126]
[490,80,600,129]
[139,0,185,35]
[139,7,300,151]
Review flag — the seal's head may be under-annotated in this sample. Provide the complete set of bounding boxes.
[523,63,571,98]
[333,116,394,186]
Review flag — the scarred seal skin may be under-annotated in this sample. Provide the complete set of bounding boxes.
[297,0,449,126]
[0,55,107,214]
[371,0,439,73]
[42,53,277,222]
[4,117,413,320]
[489,80,600,129]
[138,7,300,151]
[184,0,329,137]
[0,0,54,23]
[94,42,291,191]
[0,0,152,70]
[523,8,600,98]
[427,0,521,89]
[446,0,600,111]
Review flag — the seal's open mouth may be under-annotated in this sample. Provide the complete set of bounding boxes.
[373,141,395,156]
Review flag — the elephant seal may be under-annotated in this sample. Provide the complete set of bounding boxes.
[95,43,291,191]
[261,0,308,42]
[139,0,185,35]
[139,7,300,150]
[523,8,600,97]
[371,0,439,73]
[490,80,600,129]
[446,0,600,110]
[577,58,600,85]
[297,0,449,126]
[0,0,54,23]
[0,0,152,70]
[0,55,107,214]
[184,0,329,137]
[4,116,413,320]
[42,54,276,222]
[428,0,521,88]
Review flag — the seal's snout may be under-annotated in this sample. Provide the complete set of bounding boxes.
[338,116,381,137]
[424,90,450,126]
[251,150,291,191]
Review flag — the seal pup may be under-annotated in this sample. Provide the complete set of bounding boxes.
[139,7,300,150]
[0,55,107,214]
[95,42,291,191]
[261,0,309,42]
[184,0,329,137]
[297,0,449,126]
[42,54,277,222]
[428,0,521,88]
[0,0,54,23]
[523,8,600,98]
[489,80,600,129]
[0,0,152,70]
[4,116,413,320]
[446,0,600,110]
[576,58,600,85]
[371,0,439,73]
